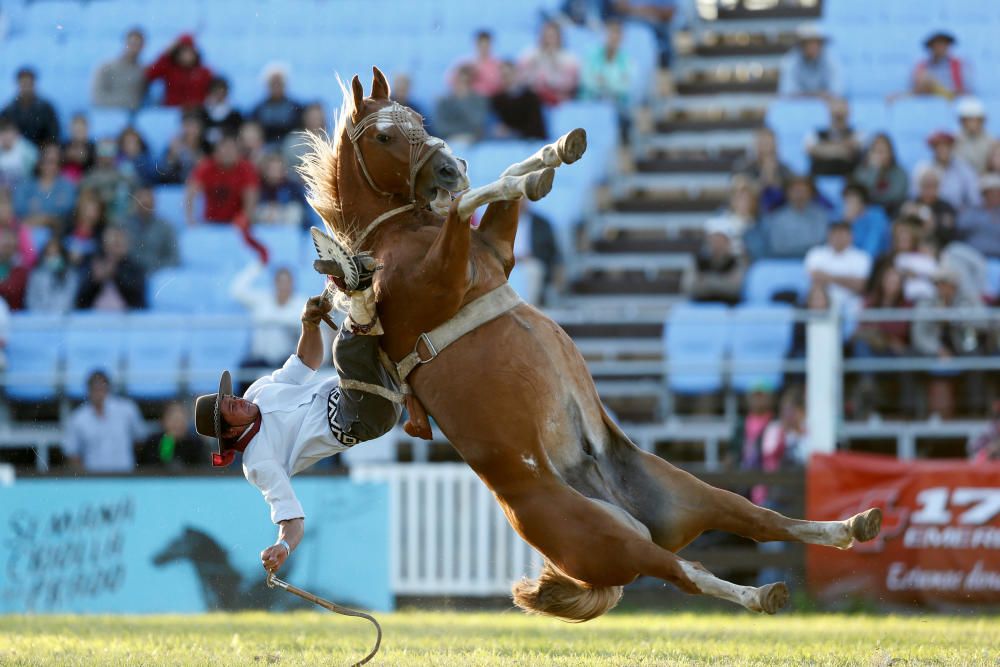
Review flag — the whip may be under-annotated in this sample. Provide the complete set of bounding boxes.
[266,572,382,666]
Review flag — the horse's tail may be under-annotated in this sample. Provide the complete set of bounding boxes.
[511,560,622,623]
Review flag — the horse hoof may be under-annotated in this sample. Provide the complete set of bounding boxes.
[757,582,789,615]
[850,508,882,543]
[557,128,587,164]
[525,167,555,201]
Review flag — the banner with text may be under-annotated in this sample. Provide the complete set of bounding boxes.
[0,476,391,613]
[807,452,1000,604]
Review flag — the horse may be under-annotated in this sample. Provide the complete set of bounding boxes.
[299,67,882,621]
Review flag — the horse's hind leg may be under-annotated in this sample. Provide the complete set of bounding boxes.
[500,129,588,178]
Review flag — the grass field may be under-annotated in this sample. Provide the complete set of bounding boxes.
[2,610,998,666]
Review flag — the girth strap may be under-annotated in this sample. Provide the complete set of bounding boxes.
[396,283,522,381]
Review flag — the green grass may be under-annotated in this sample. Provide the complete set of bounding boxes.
[1,610,998,666]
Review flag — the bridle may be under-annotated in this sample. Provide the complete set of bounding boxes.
[345,101,445,250]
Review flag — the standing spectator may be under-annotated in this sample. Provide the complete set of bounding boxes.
[13,144,77,228]
[65,189,108,265]
[251,63,303,145]
[157,110,206,184]
[201,77,243,147]
[579,19,632,138]
[853,133,909,216]
[727,383,776,477]
[121,186,179,274]
[0,117,38,185]
[490,61,547,140]
[518,21,580,106]
[283,102,327,172]
[75,226,146,311]
[238,120,267,166]
[805,221,872,321]
[0,227,29,310]
[390,74,427,122]
[902,166,958,246]
[26,237,79,314]
[0,68,60,147]
[507,199,561,305]
[434,65,489,144]
[609,0,677,67]
[733,128,793,212]
[136,401,204,468]
[751,176,829,259]
[778,24,844,99]
[691,215,746,306]
[955,97,993,174]
[760,387,808,469]
[450,30,504,97]
[255,153,304,227]
[185,135,259,225]
[145,34,213,108]
[117,127,157,185]
[63,370,147,473]
[911,131,980,210]
[61,114,95,182]
[91,27,146,110]
[911,31,970,99]
[842,182,890,259]
[806,98,863,176]
[80,139,136,222]
[229,260,303,367]
[956,173,1000,259]
[891,216,939,304]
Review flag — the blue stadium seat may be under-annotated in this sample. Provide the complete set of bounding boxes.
[767,99,829,175]
[88,108,130,141]
[729,304,794,393]
[254,226,305,270]
[664,302,729,395]
[134,108,180,156]
[123,314,188,399]
[815,176,845,217]
[985,258,1000,301]
[849,99,890,135]
[5,314,64,402]
[888,97,957,169]
[743,260,808,304]
[153,185,187,228]
[149,267,242,314]
[179,226,256,270]
[187,322,251,394]
[64,314,126,399]
[23,1,86,41]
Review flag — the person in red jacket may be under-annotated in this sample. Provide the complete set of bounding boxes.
[185,134,259,225]
[145,34,213,107]
[0,227,29,310]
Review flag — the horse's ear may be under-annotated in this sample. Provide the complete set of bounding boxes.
[350,74,365,121]
[371,67,390,100]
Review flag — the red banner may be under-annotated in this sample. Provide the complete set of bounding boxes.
[807,452,1000,604]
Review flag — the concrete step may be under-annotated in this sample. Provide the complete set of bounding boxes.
[575,252,694,274]
[592,236,701,255]
[568,274,687,296]
[714,5,820,21]
[693,41,791,57]
[658,92,774,115]
[676,78,777,95]
[613,171,731,196]
[610,196,726,214]
[655,116,762,133]
[593,211,709,237]
[554,293,679,313]
[637,128,756,154]
[635,153,744,173]
[575,338,664,359]
[671,53,782,79]
[695,16,804,37]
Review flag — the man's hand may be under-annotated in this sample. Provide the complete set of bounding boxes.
[261,517,304,573]
[260,543,290,573]
[301,294,335,329]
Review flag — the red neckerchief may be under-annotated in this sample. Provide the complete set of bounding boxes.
[212,412,263,467]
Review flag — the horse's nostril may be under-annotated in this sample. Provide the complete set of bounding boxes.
[439,164,457,178]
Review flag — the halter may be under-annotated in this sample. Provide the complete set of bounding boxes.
[345,102,445,249]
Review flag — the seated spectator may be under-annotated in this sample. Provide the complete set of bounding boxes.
[984,140,1000,176]
[13,144,77,228]
[759,386,808,470]
[853,133,909,216]
[518,21,580,106]
[726,383,776,476]
[65,189,107,265]
[750,176,829,259]
[0,68,60,147]
[911,131,980,210]
[805,221,872,323]
[145,34,213,107]
[26,237,79,314]
[81,139,136,222]
[490,61,547,140]
[117,127,157,185]
[901,166,957,246]
[91,27,146,110]
[912,31,969,99]
[956,97,992,174]
[691,215,746,306]
[0,227,29,310]
[778,24,843,99]
[61,113,95,182]
[157,110,206,184]
[390,74,427,122]
[186,135,259,225]
[891,215,939,303]
[0,117,38,185]
[842,182,890,259]
[434,65,489,144]
[136,401,205,468]
[608,0,676,68]
[579,19,632,108]
[733,128,792,212]
[63,369,147,473]
[238,120,267,166]
[255,153,304,227]
[252,63,303,145]
[0,188,35,266]
[201,77,243,147]
[967,400,1000,462]
[507,199,561,305]
[956,173,1000,259]
[451,30,504,97]
[283,102,327,173]
[75,226,146,310]
[713,177,760,249]
[806,98,863,176]
[121,186,178,274]
[230,260,303,367]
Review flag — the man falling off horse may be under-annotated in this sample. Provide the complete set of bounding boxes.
[193,255,399,574]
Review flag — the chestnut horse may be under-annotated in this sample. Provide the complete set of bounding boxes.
[300,68,882,621]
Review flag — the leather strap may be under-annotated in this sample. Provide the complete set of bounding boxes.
[339,378,406,404]
[352,203,415,251]
[212,412,263,467]
[396,284,522,381]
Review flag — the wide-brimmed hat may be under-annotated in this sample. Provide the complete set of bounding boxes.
[194,370,233,442]
[924,31,956,48]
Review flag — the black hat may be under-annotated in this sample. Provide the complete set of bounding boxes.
[194,370,232,442]
[924,31,956,48]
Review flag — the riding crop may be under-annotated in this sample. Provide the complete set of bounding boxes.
[266,572,382,666]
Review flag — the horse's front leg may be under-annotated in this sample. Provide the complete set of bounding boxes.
[456,168,555,221]
[500,128,588,178]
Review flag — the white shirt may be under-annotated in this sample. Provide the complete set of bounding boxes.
[230,262,305,365]
[63,396,148,472]
[805,244,872,312]
[241,354,348,524]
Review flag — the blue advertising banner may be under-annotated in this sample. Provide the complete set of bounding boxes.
[0,477,392,613]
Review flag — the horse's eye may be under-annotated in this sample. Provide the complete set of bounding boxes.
[375,133,391,144]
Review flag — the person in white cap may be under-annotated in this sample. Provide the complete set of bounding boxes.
[691,215,745,305]
[955,97,993,174]
[956,173,1000,259]
[778,23,843,99]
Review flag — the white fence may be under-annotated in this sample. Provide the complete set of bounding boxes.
[351,463,543,596]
